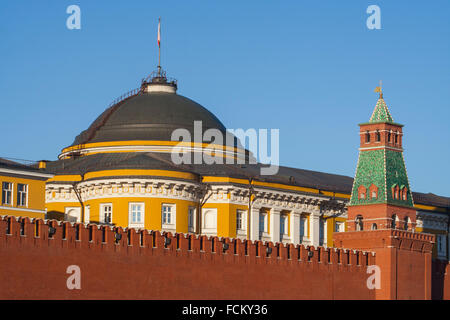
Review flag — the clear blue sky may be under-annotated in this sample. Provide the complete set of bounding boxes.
[0,1,449,196]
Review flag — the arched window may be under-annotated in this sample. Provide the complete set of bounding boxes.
[387,131,391,142]
[402,187,408,201]
[376,130,381,142]
[391,214,397,229]
[365,131,370,143]
[404,216,409,230]
[394,132,398,144]
[369,184,378,200]
[392,184,399,200]
[371,223,377,230]
[355,215,364,231]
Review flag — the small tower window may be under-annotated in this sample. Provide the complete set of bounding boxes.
[371,223,377,230]
[392,184,399,200]
[402,187,408,201]
[369,184,378,200]
[404,216,409,231]
[394,132,398,144]
[358,185,367,200]
[387,131,392,142]
[391,214,397,229]
[376,130,380,142]
[355,215,364,231]
[365,131,370,143]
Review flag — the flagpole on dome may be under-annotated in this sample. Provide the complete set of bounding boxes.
[157,17,161,77]
[140,17,177,93]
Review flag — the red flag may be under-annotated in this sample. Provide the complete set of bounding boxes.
[157,18,161,47]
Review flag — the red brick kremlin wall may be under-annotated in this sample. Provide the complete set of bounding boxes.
[433,260,450,300]
[0,216,376,300]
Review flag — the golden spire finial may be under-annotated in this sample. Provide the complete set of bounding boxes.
[374,80,383,98]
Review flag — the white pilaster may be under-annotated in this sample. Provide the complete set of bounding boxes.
[291,212,300,245]
[84,205,90,223]
[310,210,321,247]
[270,209,281,243]
[249,206,260,241]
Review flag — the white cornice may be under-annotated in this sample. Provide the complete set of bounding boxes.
[359,146,403,152]
[0,168,54,179]
[0,206,46,214]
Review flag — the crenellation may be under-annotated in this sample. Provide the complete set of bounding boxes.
[0,215,377,270]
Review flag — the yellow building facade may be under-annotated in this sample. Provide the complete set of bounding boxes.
[0,158,53,219]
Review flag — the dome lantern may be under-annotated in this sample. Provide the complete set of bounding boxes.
[141,68,178,94]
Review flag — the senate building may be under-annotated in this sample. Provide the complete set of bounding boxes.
[2,65,447,265]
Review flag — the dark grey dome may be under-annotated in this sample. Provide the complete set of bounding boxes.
[71,92,228,146]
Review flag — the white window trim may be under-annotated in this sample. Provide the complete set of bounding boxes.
[17,183,28,207]
[188,206,196,233]
[162,203,176,232]
[128,202,145,228]
[236,209,247,237]
[100,203,113,224]
[2,182,13,206]
[280,214,289,236]
[280,214,291,243]
[299,215,309,242]
[335,221,344,233]
[259,212,269,240]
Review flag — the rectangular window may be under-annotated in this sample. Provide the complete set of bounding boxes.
[300,216,308,240]
[2,182,12,205]
[236,211,242,230]
[319,218,327,245]
[188,207,195,232]
[335,221,344,233]
[163,206,170,224]
[17,184,27,206]
[236,210,246,231]
[280,215,287,235]
[162,205,173,224]
[259,213,266,233]
[100,204,112,224]
[437,235,447,257]
[129,203,144,227]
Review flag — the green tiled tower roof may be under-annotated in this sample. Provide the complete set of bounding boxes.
[369,96,394,123]
[349,149,414,208]
[350,94,414,208]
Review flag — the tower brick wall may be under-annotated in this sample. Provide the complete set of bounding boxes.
[432,259,450,300]
[347,204,417,231]
[334,229,435,299]
[359,123,403,149]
